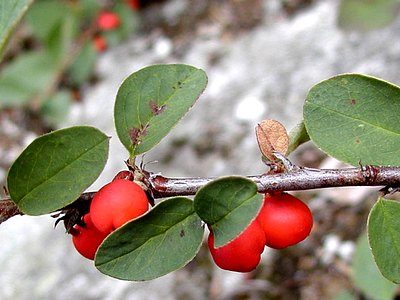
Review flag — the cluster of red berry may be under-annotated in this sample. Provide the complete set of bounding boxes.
[71,175,149,260]
[93,12,121,52]
[208,192,313,272]
[71,175,313,273]
[93,0,140,52]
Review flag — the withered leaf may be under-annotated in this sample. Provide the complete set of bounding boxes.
[255,119,289,161]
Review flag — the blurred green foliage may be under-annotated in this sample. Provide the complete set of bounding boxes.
[0,0,138,126]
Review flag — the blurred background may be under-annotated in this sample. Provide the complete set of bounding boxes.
[1,0,400,299]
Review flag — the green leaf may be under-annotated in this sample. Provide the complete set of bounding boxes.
[25,1,72,42]
[7,126,109,215]
[353,232,397,300]
[287,120,310,155]
[95,197,204,281]
[303,74,400,166]
[338,0,400,31]
[114,2,138,39]
[40,90,72,126]
[68,42,97,85]
[368,198,400,283]
[0,0,34,59]
[0,51,58,108]
[114,64,208,155]
[25,1,79,63]
[332,291,355,300]
[194,176,263,248]
[79,0,102,19]
[68,41,97,85]
[45,13,77,62]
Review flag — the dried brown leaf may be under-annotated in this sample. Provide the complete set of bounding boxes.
[255,119,289,161]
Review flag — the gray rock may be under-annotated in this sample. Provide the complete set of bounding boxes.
[1,0,400,299]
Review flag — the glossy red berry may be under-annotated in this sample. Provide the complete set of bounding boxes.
[90,179,149,233]
[257,192,313,249]
[71,214,109,260]
[96,12,120,30]
[208,220,266,272]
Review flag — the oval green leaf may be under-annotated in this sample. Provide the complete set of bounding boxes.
[193,176,263,248]
[0,0,34,59]
[0,51,59,108]
[367,198,400,283]
[114,64,207,155]
[332,291,355,300]
[338,0,400,32]
[7,126,109,215]
[353,232,397,300]
[304,74,400,166]
[95,197,204,281]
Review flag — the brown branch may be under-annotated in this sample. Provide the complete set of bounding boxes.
[2,165,400,225]
[148,165,400,197]
[0,199,23,224]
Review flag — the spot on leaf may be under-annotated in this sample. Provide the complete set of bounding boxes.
[129,124,149,145]
[172,81,184,90]
[149,100,166,116]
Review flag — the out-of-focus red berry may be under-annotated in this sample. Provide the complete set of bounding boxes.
[93,35,107,52]
[96,12,121,30]
[127,0,140,10]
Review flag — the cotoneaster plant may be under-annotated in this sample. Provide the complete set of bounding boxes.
[2,64,400,292]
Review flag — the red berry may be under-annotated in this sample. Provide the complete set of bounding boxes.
[71,214,109,260]
[126,0,140,10]
[93,35,107,52]
[96,12,121,30]
[256,192,313,249]
[90,179,149,233]
[208,220,266,272]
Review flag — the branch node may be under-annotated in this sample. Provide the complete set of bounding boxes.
[272,151,299,172]
[360,163,379,184]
